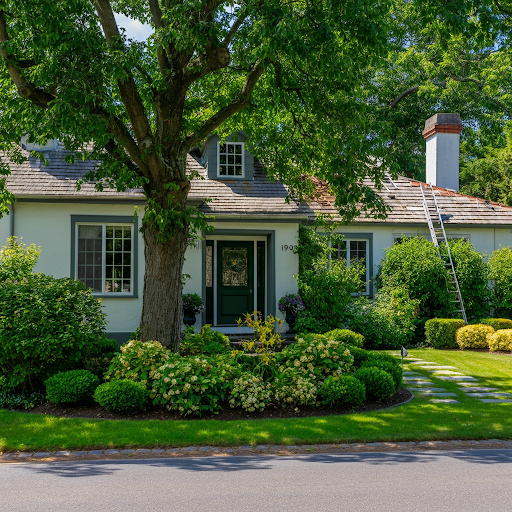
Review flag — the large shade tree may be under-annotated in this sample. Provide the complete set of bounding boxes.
[0,0,401,347]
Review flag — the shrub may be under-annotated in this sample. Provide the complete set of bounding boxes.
[294,310,329,334]
[0,236,41,280]
[353,366,395,401]
[346,287,419,349]
[105,340,173,389]
[361,358,402,391]
[425,318,466,349]
[44,370,99,406]
[273,368,317,408]
[279,334,354,382]
[151,355,239,416]
[323,329,364,348]
[180,325,231,356]
[456,324,494,350]
[94,380,148,414]
[479,318,512,330]
[489,246,512,317]
[376,237,454,321]
[346,346,375,368]
[448,240,491,320]
[0,273,107,391]
[487,330,512,352]
[229,373,272,412]
[318,374,366,408]
[82,337,119,379]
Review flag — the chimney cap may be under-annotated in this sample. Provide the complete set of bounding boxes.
[423,113,462,139]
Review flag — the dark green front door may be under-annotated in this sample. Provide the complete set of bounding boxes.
[217,241,254,324]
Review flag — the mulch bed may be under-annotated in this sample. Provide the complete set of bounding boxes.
[22,388,412,421]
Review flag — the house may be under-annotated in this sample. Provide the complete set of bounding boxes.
[2,114,512,344]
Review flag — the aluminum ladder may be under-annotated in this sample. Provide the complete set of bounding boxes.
[420,183,467,323]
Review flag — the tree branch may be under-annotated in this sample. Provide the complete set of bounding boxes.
[450,75,484,89]
[223,11,247,47]
[93,0,153,145]
[148,0,172,74]
[182,61,265,151]
[389,85,419,108]
[0,10,55,107]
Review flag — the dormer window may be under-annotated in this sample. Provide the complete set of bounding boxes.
[218,142,244,177]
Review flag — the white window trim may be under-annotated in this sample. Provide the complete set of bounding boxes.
[75,222,135,296]
[217,141,245,178]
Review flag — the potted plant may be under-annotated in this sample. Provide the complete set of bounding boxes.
[278,293,305,334]
[182,293,204,327]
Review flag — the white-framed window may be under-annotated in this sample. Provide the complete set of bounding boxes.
[218,141,244,177]
[332,239,370,294]
[76,223,134,294]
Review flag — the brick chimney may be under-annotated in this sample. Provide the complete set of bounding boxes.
[422,113,462,192]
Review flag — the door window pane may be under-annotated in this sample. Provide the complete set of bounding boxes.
[222,247,248,286]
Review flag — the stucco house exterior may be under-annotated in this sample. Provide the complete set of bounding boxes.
[2,114,512,343]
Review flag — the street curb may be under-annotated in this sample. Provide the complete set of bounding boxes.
[2,439,512,463]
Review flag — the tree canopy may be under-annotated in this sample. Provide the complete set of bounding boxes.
[1,0,512,345]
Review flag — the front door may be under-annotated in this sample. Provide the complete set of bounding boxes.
[217,241,254,324]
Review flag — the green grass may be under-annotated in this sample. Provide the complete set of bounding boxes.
[1,350,511,453]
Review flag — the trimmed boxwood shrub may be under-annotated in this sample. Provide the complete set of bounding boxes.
[456,324,494,350]
[479,318,512,330]
[94,380,148,414]
[45,370,100,406]
[323,329,364,348]
[425,318,466,348]
[354,366,395,401]
[361,358,402,391]
[318,374,366,408]
[487,330,512,352]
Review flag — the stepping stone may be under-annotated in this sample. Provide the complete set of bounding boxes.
[436,375,478,382]
[466,392,512,398]
[419,366,458,370]
[405,381,434,386]
[424,392,458,397]
[460,387,499,392]
[413,388,451,393]
[412,361,441,365]
[479,399,512,403]
[404,376,432,381]
[430,399,460,403]
[403,371,420,375]
[431,370,464,375]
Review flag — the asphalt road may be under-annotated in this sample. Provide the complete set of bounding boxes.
[1,449,512,511]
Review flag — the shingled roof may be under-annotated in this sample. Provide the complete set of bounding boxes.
[4,147,512,225]
[307,175,512,226]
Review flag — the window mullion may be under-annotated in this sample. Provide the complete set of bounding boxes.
[102,225,106,295]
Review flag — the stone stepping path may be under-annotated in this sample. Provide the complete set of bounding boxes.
[404,358,512,404]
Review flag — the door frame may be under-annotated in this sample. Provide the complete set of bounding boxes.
[202,230,275,327]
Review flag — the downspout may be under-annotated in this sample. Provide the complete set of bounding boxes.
[9,203,14,237]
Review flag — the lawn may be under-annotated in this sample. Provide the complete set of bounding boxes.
[1,350,511,453]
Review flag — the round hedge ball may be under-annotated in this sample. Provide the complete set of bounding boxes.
[353,366,395,402]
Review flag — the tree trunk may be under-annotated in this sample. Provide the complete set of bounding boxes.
[140,222,189,350]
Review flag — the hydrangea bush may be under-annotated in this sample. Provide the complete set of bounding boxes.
[273,368,317,408]
[278,334,354,383]
[151,355,239,416]
[229,373,273,412]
